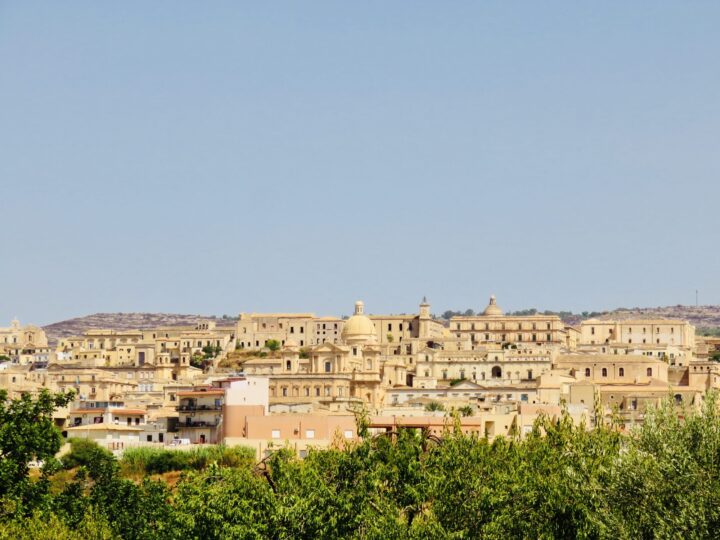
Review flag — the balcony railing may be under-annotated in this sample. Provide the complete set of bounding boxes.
[181,420,220,428]
[177,404,222,412]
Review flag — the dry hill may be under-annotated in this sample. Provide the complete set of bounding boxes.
[43,313,237,344]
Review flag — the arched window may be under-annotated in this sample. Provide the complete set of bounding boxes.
[647,367,652,377]
[601,368,608,377]
[585,368,590,377]
[491,366,502,379]
[674,394,682,404]
[619,367,624,377]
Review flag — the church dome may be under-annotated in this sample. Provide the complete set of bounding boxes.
[482,295,503,316]
[341,301,377,344]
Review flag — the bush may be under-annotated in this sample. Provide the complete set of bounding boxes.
[121,445,255,475]
[61,439,115,472]
[424,401,445,412]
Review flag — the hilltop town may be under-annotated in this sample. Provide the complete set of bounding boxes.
[1,295,719,459]
[40,303,720,344]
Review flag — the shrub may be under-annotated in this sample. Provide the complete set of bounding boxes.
[424,401,445,412]
[61,439,115,472]
[121,445,255,475]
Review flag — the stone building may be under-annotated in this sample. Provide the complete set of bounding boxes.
[449,296,569,348]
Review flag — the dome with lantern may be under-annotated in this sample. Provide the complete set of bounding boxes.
[341,301,377,344]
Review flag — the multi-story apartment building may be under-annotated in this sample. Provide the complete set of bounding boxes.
[177,376,269,444]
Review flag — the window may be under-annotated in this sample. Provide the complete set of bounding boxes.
[591,327,595,335]
[619,367,625,377]
[305,429,315,439]
[324,361,331,373]
[344,430,353,439]
[315,387,320,397]
[282,387,288,397]
[147,435,153,442]
[491,366,502,379]
[585,368,591,377]
[647,368,652,377]
[601,368,608,377]
[271,429,281,439]
[286,360,291,370]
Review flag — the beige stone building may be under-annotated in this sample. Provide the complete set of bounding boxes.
[57,320,236,369]
[449,296,569,348]
[579,318,695,351]
[0,319,51,364]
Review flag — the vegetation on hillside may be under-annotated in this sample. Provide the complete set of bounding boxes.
[3,390,720,537]
[441,308,605,323]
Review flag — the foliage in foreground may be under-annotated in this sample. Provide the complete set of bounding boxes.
[3,391,720,538]
[120,445,255,475]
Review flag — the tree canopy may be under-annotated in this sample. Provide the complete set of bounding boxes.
[3,391,720,538]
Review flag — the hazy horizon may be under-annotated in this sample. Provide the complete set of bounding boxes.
[2,2,719,325]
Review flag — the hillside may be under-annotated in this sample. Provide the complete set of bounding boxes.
[592,305,720,334]
[518,305,720,333]
[446,305,720,334]
[43,305,720,345]
[43,313,237,344]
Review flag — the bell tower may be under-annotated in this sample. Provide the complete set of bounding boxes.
[419,297,431,338]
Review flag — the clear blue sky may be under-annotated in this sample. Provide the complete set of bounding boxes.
[1,2,719,325]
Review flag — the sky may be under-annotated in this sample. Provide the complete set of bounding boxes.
[1,2,719,325]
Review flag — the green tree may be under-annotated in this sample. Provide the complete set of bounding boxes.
[265,339,281,352]
[0,389,74,517]
[457,405,473,417]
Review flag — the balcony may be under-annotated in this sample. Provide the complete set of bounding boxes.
[177,404,222,412]
[181,420,220,428]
